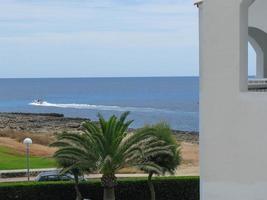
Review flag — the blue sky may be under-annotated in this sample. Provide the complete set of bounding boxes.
[0,0,255,78]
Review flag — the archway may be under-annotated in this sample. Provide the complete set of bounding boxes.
[248,27,267,78]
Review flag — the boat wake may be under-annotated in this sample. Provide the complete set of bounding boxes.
[29,101,177,113]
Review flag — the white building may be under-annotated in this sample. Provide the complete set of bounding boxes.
[196,0,267,199]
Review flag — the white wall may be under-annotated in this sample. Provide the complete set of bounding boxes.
[199,0,267,199]
[249,0,267,33]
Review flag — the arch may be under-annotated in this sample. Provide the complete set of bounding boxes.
[249,31,264,78]
[248,38,259,77]
[249,27,267,78]
[239,0,255,91]
[240,0,256,7]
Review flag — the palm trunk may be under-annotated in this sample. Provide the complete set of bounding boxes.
[101,174,117,200]
[74,174,82,200]
[103,187,115,200]
[148,172,155,200]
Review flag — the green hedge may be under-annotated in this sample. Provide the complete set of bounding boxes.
[0,176,199,200]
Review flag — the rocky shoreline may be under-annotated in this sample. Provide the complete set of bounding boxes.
[0,112,199,143]
[0,112,87,134]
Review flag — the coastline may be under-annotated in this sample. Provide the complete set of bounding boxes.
[0,112,87,134]
[0,112,199,143]
[0,112,199,176]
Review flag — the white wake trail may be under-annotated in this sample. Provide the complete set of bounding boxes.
[29,101,176,113]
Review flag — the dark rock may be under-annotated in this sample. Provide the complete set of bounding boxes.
[0,112,88,134]
[0,112,199,143]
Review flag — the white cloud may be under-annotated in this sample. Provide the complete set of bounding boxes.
[0,0,199,77]
[0,0,198,48]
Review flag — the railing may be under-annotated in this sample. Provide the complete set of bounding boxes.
[248,78,267,91]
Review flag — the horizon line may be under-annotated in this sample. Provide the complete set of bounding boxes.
[0,75,200,79]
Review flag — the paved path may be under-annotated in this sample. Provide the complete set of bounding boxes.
[0,168,57,174]
[0,173,149,183]
[0,167,199,183]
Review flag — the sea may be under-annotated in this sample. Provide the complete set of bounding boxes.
[0,77,199,131]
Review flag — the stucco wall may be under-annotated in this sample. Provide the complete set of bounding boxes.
[199,0,267,199]
[249,0,267,33]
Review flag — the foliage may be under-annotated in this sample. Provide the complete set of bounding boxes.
[51,112,174,200]
[139,122,181,175]
[136,122,182,200]
[51,133,92,200]
[0,177,200,200]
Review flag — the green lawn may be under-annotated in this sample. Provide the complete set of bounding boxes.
[0,146,56,170]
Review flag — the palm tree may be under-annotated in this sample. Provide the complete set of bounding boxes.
[84,112,173,200]
[51,112,172,200]
[137,123,181,200]
[59,161,83,200]
[51,132,93,200]
[70,167,83,200]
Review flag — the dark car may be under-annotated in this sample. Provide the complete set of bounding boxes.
[35,170,74,182]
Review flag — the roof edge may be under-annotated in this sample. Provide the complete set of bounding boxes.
[194,0,203,7]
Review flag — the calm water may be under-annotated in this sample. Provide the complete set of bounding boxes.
[0,77,199,131]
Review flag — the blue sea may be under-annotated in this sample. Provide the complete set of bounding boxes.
[0,77,199,131]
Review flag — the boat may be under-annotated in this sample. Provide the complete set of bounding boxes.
[33,99,44,105]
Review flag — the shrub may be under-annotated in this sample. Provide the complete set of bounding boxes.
[0,176,199,200]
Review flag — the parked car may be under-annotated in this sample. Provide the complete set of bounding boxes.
[35,170,80,182]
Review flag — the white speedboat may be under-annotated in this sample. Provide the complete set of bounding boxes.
[33,99,44,105]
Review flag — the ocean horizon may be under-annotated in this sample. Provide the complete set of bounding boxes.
[0,77,199,131]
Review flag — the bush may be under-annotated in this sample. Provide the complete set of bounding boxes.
[0,176,199,200]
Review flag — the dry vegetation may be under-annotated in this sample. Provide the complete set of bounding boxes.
[120,142,199,175]
[177,142,199,176]
[0,130,199,175]
[0,131,56,157]
[181,142,199,166]
[0,130,55,146]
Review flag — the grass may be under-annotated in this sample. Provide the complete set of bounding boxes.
[0,146,56,170]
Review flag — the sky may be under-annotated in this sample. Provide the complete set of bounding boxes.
[0,0,255,78]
